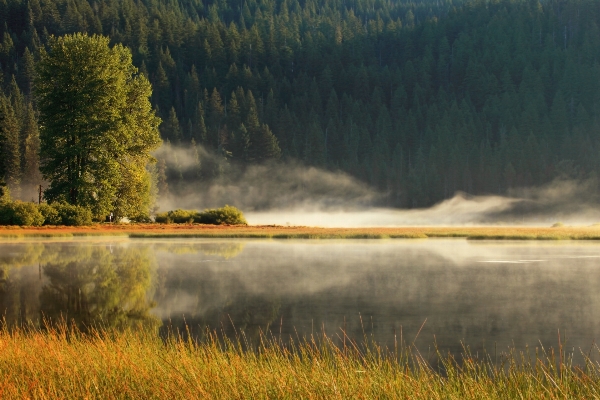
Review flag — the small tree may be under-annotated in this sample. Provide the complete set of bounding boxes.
[36,33,161,219]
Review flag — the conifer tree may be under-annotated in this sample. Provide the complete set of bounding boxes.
[161,107,182,144]
[21,102,41,188]
[18,48,36,97]
[207,88,224,148]
[248,123,281,163]
[0,95,21,194]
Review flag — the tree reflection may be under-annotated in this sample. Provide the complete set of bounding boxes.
[38,244,159,332]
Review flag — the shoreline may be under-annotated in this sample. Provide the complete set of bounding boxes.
[1,224,600,239]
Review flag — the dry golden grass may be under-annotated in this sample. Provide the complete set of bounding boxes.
[0,323,599,399]
[1,224,600,240]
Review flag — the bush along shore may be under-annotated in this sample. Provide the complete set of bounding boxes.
[0,186,247,228]
[155,205,247,225]
[0,323,599,399]
[0,199,92,226]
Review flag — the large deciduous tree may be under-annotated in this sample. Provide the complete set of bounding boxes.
[35,33,161,220]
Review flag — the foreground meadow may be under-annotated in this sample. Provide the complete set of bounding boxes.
[0,324,598,399]
[1,224,600,240]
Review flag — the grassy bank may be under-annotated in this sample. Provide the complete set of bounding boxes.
[2,224,600,240]
[0,324,598,399]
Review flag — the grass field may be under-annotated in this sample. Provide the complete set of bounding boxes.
[0,323,598,399]
[2,223,600,240]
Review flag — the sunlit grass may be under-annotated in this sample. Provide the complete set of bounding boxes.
[1,323,600,399]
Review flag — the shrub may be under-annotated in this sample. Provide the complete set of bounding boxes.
[154,212,169,223]
[0,201,45,226]
[0,200,93,227]
[129,214,152,223]
[198,205,247,225]
[51,202,93,226]
[0,184,10,203]
[38,203,61,225]
[155,209,198,224]
[155,206,247,225]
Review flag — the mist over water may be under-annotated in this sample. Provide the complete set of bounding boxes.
[156,145,600,226]
[3,238,600,364]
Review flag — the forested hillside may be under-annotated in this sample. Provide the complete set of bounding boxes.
[0,0,599,208]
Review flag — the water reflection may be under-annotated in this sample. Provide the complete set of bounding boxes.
[40,246,159,331]
[1,238,600,363]
[0,241,159,331]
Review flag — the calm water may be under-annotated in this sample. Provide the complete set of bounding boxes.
[1,238,600,361]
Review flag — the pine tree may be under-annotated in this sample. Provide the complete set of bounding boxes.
[207,88,224,148]
[304,113,326,166]
[161,107,182,143]
[154,62,171,115]
[195,101,208,144]
[248,123,281,163]
[0,95,21,195]
[190,139,202,180]
[17,47,36,97]
[21,102,41,189]
[156,158,170,200]
[227,91,242,129]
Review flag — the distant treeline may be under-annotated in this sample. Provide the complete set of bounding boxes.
[0,0,599,207]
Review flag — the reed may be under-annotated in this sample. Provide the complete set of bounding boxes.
[1,323,599,399]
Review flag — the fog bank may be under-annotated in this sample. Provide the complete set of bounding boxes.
[155,145,600,227]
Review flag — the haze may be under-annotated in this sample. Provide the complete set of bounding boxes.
[156,145,600,227]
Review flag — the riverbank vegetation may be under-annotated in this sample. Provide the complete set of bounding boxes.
[2,0,600,210]
[0,323,597,399]
[155,205,247,225]
[0,187,245,226]
[2,225,600,240]
[0,200,93,227]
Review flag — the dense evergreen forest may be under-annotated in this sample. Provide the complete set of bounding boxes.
[0,0,599,208]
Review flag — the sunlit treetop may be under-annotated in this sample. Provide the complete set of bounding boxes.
[36,33,161,219]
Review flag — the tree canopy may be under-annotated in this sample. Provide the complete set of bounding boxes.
[35,33,161,219]
[0,0,600,207]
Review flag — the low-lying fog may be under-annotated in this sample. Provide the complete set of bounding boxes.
[156,145,600,226]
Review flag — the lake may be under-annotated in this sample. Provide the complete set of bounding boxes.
[1,237,599,363]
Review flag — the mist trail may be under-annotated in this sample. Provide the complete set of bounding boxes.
[155,145,600,227]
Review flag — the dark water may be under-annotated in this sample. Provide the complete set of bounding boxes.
[1,238,600,362]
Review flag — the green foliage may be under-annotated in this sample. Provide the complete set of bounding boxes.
[0,201,44,226]
[0,94,21,191]
[2,0,600,209]
[38,203,61,225]
[198,205,247,225]
[0,200,92,226]
[36,33,161,219]
[39,245,158,331]
[0,184,9,203]
[155,205,247,225]
[50,202,93,226]
[154,209,197,224]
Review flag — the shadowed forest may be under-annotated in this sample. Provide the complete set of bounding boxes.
[0,0,599,208]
